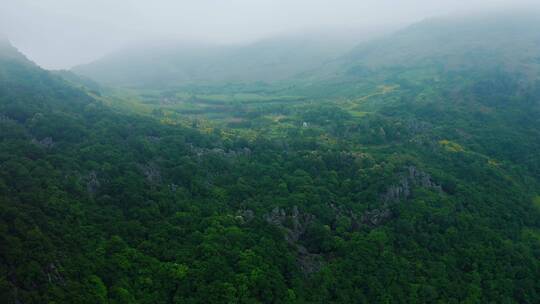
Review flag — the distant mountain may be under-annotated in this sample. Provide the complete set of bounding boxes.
[74,11,540,91]
[72,29,384,88]
[330,10,540,78]
[283,10,540,99]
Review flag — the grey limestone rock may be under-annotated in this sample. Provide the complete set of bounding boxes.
[32,137,54,149]
[86,171,100,194]
[264,206,321,274]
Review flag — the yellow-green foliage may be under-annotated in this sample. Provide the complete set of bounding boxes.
[356,85,399,102]
[533,196,540,212]
[439,140,465,152]
[488,159,500,167]
[522,228,540,243]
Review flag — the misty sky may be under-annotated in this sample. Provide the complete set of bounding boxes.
[0,0,535,69]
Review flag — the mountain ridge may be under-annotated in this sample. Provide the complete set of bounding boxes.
[72,28,384,87]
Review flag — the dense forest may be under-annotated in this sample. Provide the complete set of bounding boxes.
[2,11,540,304]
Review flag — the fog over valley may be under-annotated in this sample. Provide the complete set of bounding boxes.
[0,0,537,69]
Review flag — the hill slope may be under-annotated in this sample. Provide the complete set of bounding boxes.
[72,29,377,88]
[2,13,540,304]
[329,10,540,81]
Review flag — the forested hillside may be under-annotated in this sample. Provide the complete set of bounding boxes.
[2,12,540,304]
[72,29,378,88]
[341,11,540,71]
[70,31,374,88]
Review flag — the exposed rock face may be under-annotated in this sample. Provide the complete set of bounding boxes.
[236,209,255,223]
[146,135,161,143]
[45,263,65,285]
[264,206,314,243]
[381,166,442,202]
[139,163,162,184]
[361,208,393,227]
[260,167,444,270]
[86,171,100,195]
[296,246,323,275]
[189,144,251,159]
[32,137,54,149]
[361,166,444,227]
[380,178,411,203]
[406,119,432,135]
[0,114,14,123]
[30,113,44,123]
[6,260,65,304]
[406,119,436,145]
[239,147,252,157]
[328,201,393,229]
[264,206,322,274]
[327,202,362,231]
[407,166,441,190]
[169,183,179,192]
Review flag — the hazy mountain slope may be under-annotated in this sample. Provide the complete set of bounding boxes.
[0,38,28,63]
[287,10,540,100]
[73,42,226,87]
[72,30,375,87]
[0,40,96,120]
[336,10,540,77]
[51,70,104,94]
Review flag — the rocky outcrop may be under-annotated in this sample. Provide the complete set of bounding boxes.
[260,167,444,270]
[407,166,441,190]
[406,119,432,135]
[264,206,322,274]
[236,209,255,223]
[0,114,14,123]
[86,171,100,194]
[169,183,179,192]
[45,262,65,285]
[359,166,444,227]
[146,135,161,143]
[30,113,44,123]
[189,144,251,159]
[296,245,323,275]
[139,163,162,184]
[381,166,442,202]
[327,202,393,229]
[360,207,393,227]
[32,137,54,149]
[7,261,66,304]
[380,178,411,203]
[264,206,314,244]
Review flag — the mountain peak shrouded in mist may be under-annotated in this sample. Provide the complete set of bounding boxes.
[0,37,33,64]
[2,0,539,69]
[71,27,386,87]
[0,35,13,50]
[295,9,540,84]
[71,10,540,88]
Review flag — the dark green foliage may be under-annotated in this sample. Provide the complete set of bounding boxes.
[2,15,540,303]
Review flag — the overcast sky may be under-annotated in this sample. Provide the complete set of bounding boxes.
[0,0,535,69]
